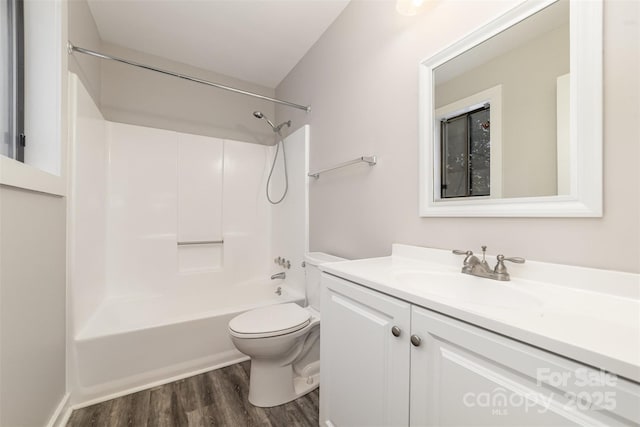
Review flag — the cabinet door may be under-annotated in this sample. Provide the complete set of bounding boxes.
[410,306,639,426]
[320,274,411,427]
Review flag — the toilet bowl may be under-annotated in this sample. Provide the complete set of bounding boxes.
[228,252,345,407]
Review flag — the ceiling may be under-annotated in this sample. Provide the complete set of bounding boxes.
[86,0,351,89]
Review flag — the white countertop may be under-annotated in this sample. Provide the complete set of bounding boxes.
[321,244,640,383]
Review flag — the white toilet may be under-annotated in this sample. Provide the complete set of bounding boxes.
[228,252,344,407]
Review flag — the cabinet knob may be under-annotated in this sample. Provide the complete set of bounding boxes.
[410,335,422,347]
[391,326,401,337]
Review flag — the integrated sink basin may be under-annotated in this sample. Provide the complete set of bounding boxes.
[394,270,543,310]
[321,244,640,384]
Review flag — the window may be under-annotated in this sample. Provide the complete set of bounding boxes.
[440,105,491,198]
[1,0,63,195]
[434,84,502,202]
[1,0,24,162]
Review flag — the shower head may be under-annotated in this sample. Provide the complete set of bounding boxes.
[252,111,291,133]
[253,110,276,131]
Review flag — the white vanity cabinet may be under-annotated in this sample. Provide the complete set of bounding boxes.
[320,272,411,426]
[321,273,640,427]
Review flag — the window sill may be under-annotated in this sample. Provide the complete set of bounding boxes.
[0,155,65,196]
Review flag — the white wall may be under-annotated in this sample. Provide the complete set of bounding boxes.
[270,125,310,296]
[68,73,107,331]
[105,122,179,297]
[222,138,273,286]
[105,122,273,298]
[276,0,640,273]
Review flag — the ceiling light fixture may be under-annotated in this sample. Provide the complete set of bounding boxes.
[396,0,425,16]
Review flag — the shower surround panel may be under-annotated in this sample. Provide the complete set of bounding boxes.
[104,121,270,296]
[67,74,309,405]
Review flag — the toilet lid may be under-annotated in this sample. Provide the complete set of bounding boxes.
[229,303,311,338]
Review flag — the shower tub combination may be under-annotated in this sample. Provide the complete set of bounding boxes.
[68,73,310,405]
[73,278,303,403]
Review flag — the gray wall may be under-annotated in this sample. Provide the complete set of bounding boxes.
[68,0,282,145]
[68,0,102,106]
[436,24,569,198]
[0,2,84,425]
[99,43,278,145]
[276,0,639,273]
[68,0,280,145]
[0,187,66,426]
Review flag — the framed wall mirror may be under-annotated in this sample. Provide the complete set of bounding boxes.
[419,0,602,217]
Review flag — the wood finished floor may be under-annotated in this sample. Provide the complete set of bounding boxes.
[66,361,319,427]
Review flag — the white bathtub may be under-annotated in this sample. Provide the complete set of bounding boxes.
[71,279,302,404]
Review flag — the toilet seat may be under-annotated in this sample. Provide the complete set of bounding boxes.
[229,303,311,339]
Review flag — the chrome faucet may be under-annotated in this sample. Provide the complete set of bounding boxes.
[271,272,286,280]
[453,246,525,281]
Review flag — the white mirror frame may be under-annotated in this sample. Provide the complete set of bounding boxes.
[418,0,602,217]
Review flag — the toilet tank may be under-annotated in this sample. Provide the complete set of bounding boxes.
[305,252,346,312]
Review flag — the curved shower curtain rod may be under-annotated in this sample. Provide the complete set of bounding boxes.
[67,42,312,113]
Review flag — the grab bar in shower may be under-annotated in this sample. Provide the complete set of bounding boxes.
[177,240,224,246]
[308,156,377,179]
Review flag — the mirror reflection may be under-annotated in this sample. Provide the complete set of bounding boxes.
[433,0,569,200]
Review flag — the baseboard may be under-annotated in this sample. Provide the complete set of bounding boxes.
[45,393,71,427]
[71,355,249,410]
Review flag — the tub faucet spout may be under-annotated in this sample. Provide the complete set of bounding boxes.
[271,272,286,280]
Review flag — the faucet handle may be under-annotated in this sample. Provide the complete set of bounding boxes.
[498,255,525,264]
[453,250,475,269]
[453,249,473,256]
[494,254,525,273]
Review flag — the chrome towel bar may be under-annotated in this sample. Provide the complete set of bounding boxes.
[177,240,224,246]
[308,156,377,179]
